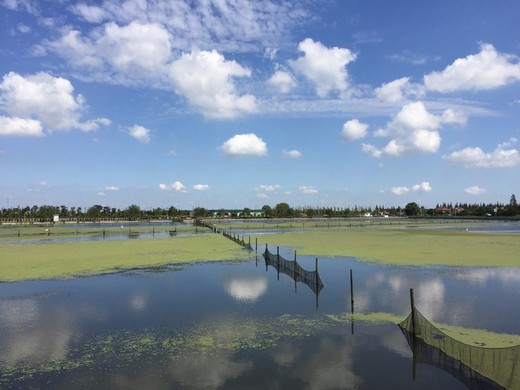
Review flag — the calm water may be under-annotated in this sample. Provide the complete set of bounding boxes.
[1,248,519,389]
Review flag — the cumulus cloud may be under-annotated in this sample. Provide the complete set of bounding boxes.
[98,22,172,75]
[443,138,520,168]
[127,125,151,144]
[362,101,467,157]
[268,70,297,93]
[390,181,432,195]
[105,186,119,191]
[0,72,110,134]
[299,185,318,194]
[282,149,302,158]
[193,184,209,191]
[465,186,486,195]
[424,43,520,92]
[290,38,356,98]
[45,21,173,82]
[341,119,368,141]
[220,133,267,157]
[375,77,412,103]
[0,116,43,136]
[159,181,186,191]
[169,49,256,119]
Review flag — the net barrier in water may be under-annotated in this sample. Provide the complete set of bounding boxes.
[263,247,324,295]
[221,230,253,251]
[399,307,520,389]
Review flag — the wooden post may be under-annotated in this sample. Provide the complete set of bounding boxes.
[350,269,354,306]
[315,258,319,289]
[277,246,280,276]
[410,288,416,337]
[255,237,258,253]
[350,269,354,334]
[410,287,417,380]
[293,250,297,278]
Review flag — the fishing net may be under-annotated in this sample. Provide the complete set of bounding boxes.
[399,308,520,389]
[263,248,324,295]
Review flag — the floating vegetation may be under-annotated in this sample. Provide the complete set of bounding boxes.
[2,311,518,385]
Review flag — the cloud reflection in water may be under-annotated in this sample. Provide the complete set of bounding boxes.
[224,276,268,303]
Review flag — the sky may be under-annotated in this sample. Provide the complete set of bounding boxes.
[1,0,519,211]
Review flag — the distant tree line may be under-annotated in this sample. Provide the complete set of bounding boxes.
[0,204,187,221]
[1,194,518,222]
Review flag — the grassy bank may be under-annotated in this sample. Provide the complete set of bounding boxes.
[257,228,520,267]
[0,233,249,282]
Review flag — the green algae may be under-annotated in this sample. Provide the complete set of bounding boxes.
[258,228,520,267]
[2,311,518,385]
[0,234,250,282]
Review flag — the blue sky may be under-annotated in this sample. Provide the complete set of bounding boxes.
[1,0,519,210]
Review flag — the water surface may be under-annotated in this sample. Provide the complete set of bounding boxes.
[1,250,519,389]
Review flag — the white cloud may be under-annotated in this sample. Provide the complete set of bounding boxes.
[391,181,432,195]
[47,22,172,82]
[127,125,150,144]
[465,186,486,195]
[412,182,432,192]
[390,186,409,195]
[290,38,356,98]
[255,184,281,192]
[16,23,30,33]
[70,1,309,53]
[159,181,186,191]
[220,133,267,157]
[282,149,302,158]
[0,72,109,132]
[341,119,368,141]
[443,139,520,168]
[105,186,119,191]
[0,116,43,137]
[268,70,297,93]
[169,49,256,119]
[375,77,411,103]
[193,184,209,191]
[299,185,318,194]
[424,43,520,92]
[362,101,466,157]
[98,22,172,76]
[71,3,109,23]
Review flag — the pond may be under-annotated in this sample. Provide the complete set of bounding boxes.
[1,247,519,389]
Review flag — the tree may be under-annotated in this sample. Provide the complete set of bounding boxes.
[274,202,292,218]
[126,204,141,220]
[261,205,273,218]
[404,202,420,216]
[192,207,207,218]
[86,205,103,219]
[509,194,518,215]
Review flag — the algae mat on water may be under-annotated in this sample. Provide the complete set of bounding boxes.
[259,228,520,267]
[0,234,249,282]
[2,311,519,386]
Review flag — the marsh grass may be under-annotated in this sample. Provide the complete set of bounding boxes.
[0,233,249,282]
